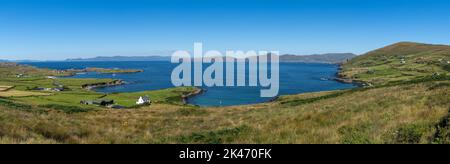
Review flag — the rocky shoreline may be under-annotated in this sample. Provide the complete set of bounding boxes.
[334,65,371,87]
[82,80,125,90]
[181,87,204,105]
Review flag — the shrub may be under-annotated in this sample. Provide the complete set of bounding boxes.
[338,124,373,144]
[433,111,450,144]
[393,124,428,144]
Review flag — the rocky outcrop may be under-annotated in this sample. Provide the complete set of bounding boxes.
[82,80,125,90]
[181,88,204,104]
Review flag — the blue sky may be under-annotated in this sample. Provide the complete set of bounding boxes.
[1,0,450,60]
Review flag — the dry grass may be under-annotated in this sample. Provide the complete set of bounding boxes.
[0,81,448,144]
[0,90,52,97]
[0,86,13,92]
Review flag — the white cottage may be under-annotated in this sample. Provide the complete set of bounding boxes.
[136,96,151,105]
[400,59,406,64]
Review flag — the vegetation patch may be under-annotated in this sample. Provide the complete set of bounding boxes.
[0,98,32,110]
[280,91,346,106]
[0,90,51,97]
[392,123,429,144]
[443,65,450,72]
[175,125,251,144]
[176,107,207,116]
[338,124,373,144]
[30,122,90,143]
[39,104,92,114]
[433,109,450,144]
[427,82,450,90]
[425,92,450,107]
[385,74,450,87]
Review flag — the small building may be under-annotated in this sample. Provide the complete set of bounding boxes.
[400,59,406,64]
[80,100,94,105]
[33,87,63,92]
[136,96,151,105]
[81,99,114,106]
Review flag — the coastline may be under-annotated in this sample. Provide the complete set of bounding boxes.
[81,80,125,90]
[333,64,370,87]
[19,61,356,107]
[182,87,204,105]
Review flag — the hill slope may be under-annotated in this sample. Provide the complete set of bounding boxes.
[340,42,450,85]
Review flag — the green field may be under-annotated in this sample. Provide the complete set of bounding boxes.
[0,42,449,144]
[0,64,197,110]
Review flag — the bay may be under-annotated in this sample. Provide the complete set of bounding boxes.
[23,61,355,106]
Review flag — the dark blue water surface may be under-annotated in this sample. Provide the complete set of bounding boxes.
[22,61,355,106]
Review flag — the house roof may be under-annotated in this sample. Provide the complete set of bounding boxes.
[139,96,150,101]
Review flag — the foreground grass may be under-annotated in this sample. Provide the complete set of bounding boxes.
[1,80,449,144]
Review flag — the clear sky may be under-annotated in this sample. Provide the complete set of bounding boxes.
[1,0,450,60]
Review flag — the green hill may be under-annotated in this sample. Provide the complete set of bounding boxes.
[340,42,450,85]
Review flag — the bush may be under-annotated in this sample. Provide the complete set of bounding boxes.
[393,124,428,144]
[433,111,450,144]
[338,125,372,144]
[443,65,450,72]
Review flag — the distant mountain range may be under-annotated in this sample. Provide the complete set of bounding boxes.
[65,53,357,63]
[66,56,171,62]
[279,53,356,63]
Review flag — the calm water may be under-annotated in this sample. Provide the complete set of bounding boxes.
[23,61,355,106]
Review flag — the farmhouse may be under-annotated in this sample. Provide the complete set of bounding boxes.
[33,87,64,92]
[400,58,406,64]
[136,96,151,105]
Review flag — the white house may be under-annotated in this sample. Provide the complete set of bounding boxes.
[136,96,151,105]
[400,59,406,64]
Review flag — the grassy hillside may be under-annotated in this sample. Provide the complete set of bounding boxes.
[340,42,450,85]
[0,42,449,144]
[0,80,448,144]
